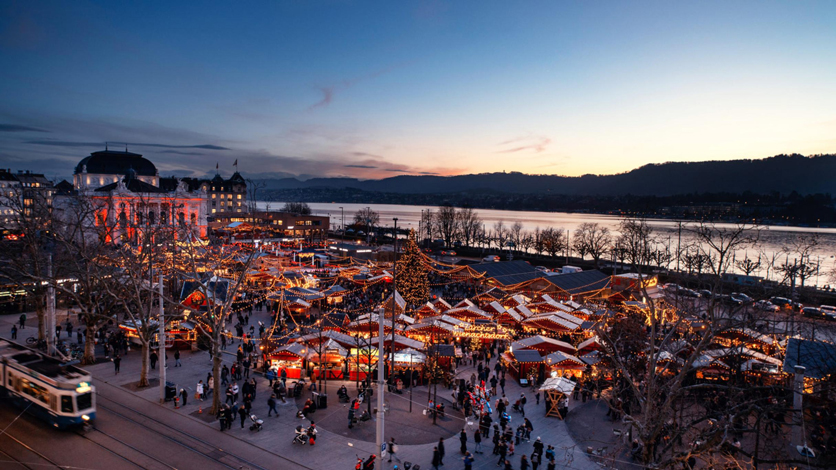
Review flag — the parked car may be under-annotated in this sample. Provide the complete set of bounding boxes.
[754,300,780,312]
[801,307,823,319]
[769,297,793,309]
[482,255,500,262]
[730,293,753,304]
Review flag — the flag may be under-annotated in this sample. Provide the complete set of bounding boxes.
[216,162,219,170]
[233,159,238,167]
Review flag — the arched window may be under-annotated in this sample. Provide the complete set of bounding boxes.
[149,211,156,225]
[161,204,168,225]
[178,212,185,226]
[190,213,196,225]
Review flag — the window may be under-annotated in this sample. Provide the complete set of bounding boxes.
[76,392,93,411]
[61,395,74,413]
[212,194,216,199]
[237,194,242,199]
[18,378,49,405]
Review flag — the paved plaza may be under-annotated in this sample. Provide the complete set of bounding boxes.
[0,309,605,470]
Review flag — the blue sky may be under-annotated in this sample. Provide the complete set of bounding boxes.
[1,0,835,181]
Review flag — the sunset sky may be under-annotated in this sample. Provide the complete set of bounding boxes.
[1,1,835,180]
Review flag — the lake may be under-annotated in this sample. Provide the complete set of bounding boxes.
[260,201,836,287]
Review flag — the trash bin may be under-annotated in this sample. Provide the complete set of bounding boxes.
[165,381,176,402]
[313,392,327,409]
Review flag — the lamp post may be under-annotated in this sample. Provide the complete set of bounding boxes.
[366,207,371,245]
[339,207,344,236]
[390,218,398,386]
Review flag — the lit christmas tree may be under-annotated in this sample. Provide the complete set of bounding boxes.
[395,229,429,307]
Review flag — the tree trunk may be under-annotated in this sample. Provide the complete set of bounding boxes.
[36,303,46,341]
[211,337,222,415]
[82,324,98,365]
[139,341,150,387]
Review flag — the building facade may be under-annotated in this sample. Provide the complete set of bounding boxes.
[0,169,55,229]
[161,172,247,214]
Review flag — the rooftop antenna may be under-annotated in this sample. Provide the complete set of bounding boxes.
[125,144,128,153]
[105,141,108,151]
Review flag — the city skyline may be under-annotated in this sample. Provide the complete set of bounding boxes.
[1,1,835,180]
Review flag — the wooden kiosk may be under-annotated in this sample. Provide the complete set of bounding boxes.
[539,377,576,419]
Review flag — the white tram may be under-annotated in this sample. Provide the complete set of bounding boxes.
[0,339,95,429]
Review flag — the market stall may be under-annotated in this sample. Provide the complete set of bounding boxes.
[268,342,306,379]
[539,376,576,419]
[306,339,347,380]
[503,348,545,385]
[545,351,587,378]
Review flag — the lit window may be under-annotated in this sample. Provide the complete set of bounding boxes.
[237,195,242,199]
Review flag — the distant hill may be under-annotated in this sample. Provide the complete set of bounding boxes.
[257,154,836,197]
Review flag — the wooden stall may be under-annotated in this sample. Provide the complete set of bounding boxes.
[268,342,306,379]
[539,377,576,419]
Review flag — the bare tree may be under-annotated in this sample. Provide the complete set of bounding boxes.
[245,178,266,213]
[281,201,311,215]
[540,227,566,258]
[572,222,611,268]
[690,222,758,279]
[435,205,458,247]
[455,207,481,247]
[492,220,508,251]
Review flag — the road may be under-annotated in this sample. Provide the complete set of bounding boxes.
[0,377,306,470]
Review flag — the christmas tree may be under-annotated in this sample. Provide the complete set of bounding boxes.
[395,229,429,307]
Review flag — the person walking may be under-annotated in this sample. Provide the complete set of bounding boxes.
[438,437,446,465]
[10,325,17,340]
[150,351,158,370]
[113,354,121,374]
[496,440,507,466]
[463,451,475,470]
[459,429,468,454]
[19,313,26,329]
[267,394,278,417]
[238,404,248,428]
[196,381,204,401]
[474,426,483,453]
[499,377,506,395]
[431,446,441,470]
[503,459,513,470]
[174,349,181,367]
[179,388,188,407]
[530,451,541,470]
[387,437,401,464]
[225,385,234,405]
[519,454,529,470]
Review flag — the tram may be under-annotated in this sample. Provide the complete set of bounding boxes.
[0,339,95,429]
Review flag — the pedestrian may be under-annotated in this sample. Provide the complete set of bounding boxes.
[232,382,239,402]
[438,437,445,465]
[56,324,62,338]
[112,354,121,374]
[496,440,507,466]
[221,365,230,385]
[504,459,513,470]
[387,437,401,463]
[474,425,483,453]
[196,381,204,401]
[66,322,73,338]
[174,349,181,367]
[463,451,474,470]
[19,313,26,329]
[520,454,529,470]
[535,391,540,406]
[524,418,533,442]
[460,429,468,454]
[11,325,17,340]
[268,394,278,417]
[532,437,544,456]
[224,405,234,430]
[431,446,441,470]
[150,350,158,370]
[239,404,248,428]
[280,367,287,387]
[226,385,234,405]
[243,358,250,378]
[179,388,188,407]
[530,451,541,470]
[219,405,228,431]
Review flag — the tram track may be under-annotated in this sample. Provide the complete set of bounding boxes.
[73,427,170,470]
[93,391,269,470]
[0,430,63,469]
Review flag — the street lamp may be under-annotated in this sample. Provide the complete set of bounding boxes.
[339,206,344,236]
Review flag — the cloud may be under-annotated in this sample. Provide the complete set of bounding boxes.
[25,140,229,150]
[308,64,406,110]
[351,152,384,159]
[384,169,408,172]
[345,164,377,169]
[496,135,551,154]
[309,87,335,110]
[0,124,48,133]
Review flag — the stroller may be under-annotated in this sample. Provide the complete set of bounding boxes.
[249,414,263,432]
[292,425,308,445]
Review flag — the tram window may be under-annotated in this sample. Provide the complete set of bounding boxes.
[61,396,74,413]
[76,392,92,411]
[18,378,49,404]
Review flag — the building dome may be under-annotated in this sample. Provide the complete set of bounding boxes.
[74,149,157,177]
